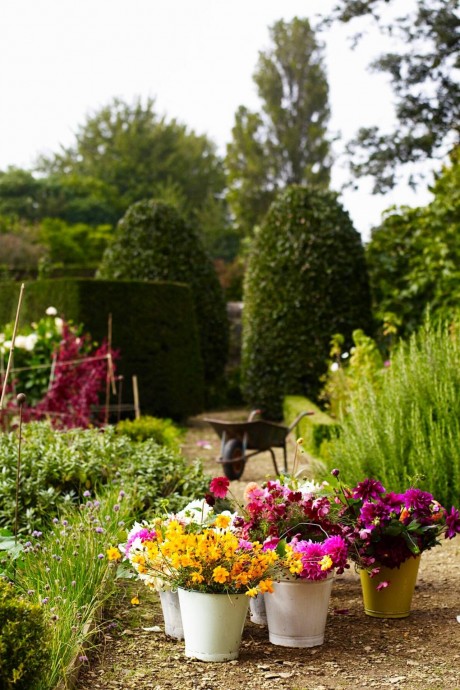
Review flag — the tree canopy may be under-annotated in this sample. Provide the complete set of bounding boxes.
[326,0,460,192]
[39,97,226,222]
[366,147,460,335]
[226,17,332,237]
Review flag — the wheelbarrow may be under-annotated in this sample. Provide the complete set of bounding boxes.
[204,410,313,480]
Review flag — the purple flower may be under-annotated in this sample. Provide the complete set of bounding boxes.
[83,491,91,498]
[352,479,385,501]
[113,504,120,512]
[238,539,253,550]
[52,518,59,524]
[97,553,104,559]
[403,488,434,511]
[42,597,49,604]
[95,527,104,534]
[359,500,391,529]
[31,530,42,538]
[445,507,460,539]
[331,468,340,478]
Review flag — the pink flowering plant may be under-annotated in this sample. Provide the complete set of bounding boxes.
[207,475,349,581]
[331,470,460,576]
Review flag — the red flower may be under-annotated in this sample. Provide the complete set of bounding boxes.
[209,476,230,499]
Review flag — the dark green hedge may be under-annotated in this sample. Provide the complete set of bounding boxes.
[242,186,373,420]
[97,200,229,397]
[0,279,205,419]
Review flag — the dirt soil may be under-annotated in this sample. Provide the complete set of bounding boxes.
[77,410,460,690]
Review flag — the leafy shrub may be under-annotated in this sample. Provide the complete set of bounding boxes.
[242,185,372,419]
[0,422,209,532]
[0,579,50,689]
[97,200,229,394]
[320,330,386,420]
[326,319,460,509]
[116,415,183,448]
[0,310,113,428]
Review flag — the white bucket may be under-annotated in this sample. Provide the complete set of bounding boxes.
[249,593,267,626]
[178,589,249,661]
[159,590,184,640]
[264,577,333,648]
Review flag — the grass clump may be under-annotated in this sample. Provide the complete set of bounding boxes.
[326,319,460,508]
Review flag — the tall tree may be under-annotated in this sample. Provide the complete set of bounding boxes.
[226,17,332,237]
[327,0,459,192]
[39,97,226,223]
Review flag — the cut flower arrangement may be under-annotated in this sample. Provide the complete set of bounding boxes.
[209,475,349,582]
[113,487,277,597]
[332,472,460,576]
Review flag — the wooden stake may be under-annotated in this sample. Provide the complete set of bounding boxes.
[132,375,140,419]
[14,393,26,543]
[117,375,124,422]
[104,314,113,425]
[1,283,25,409]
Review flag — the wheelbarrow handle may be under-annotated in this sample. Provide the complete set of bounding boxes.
[287,410,314,434]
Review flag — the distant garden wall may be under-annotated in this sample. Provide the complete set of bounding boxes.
[0,279,205,419]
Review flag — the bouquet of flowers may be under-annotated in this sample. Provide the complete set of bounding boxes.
[332,472,460,573]
[116,494,276,596]
[210,475,349,581]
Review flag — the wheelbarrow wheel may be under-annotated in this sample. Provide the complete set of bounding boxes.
[222,439,246,481]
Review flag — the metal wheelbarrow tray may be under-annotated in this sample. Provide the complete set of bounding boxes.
[204,410,312,480]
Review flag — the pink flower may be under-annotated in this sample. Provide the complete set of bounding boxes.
[209,476,230,499]
[376,580,389,591]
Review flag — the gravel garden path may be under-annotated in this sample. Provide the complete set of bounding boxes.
[77,410,460,690]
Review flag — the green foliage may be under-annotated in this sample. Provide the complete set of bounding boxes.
[326,319,460,509]
[116,415,183,449]
[39,97,225,224]
[283,395,338,457]
[98,200,228,391]
[0,279,205,418]
[366,148,460,335]
[0,579,50,690]
[326,0,459,192]
[320,330,386,420]
[0,422,209,532]
[226,17,331,237]
[241,185,372,419]
[0,308,64,407]
[11,487,131,690]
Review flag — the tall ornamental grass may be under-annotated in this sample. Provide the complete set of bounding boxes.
[326,319,460,509]
[6,486,131,690]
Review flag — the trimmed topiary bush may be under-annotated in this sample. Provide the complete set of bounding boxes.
[242,185,372,419]
[0,579,50,690]
[98,200,229,395]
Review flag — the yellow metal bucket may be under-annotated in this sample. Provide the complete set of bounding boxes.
[359,555,421,618]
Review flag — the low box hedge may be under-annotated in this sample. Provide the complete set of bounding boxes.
[283,394,339,457]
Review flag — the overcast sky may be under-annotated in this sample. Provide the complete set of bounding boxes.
[0,0,434,240]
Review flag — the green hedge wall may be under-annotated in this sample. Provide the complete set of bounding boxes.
[0,279,205,419]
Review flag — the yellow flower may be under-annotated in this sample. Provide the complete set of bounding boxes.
[258,578,274,594]
[214,514,231,530]
[319,555,333,571]
[212,566,230,584]
[107,547,121,561]
[131,596,140,606]
[245,587,259,598]
[191,572,204,584]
